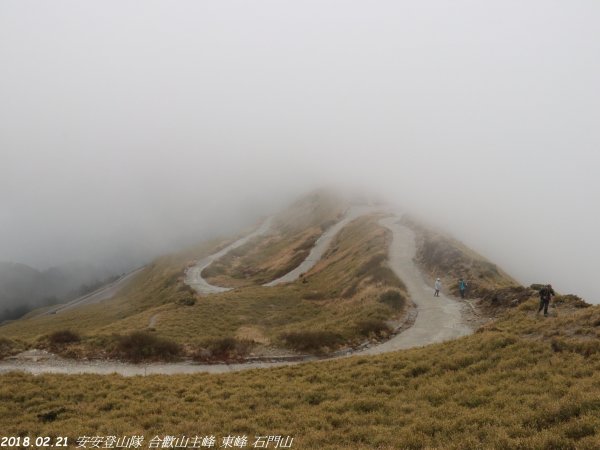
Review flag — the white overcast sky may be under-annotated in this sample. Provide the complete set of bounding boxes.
[1,1,599,301]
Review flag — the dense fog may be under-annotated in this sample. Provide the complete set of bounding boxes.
[1,1,599,304]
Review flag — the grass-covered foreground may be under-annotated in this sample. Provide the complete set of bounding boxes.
[2,298,600,449]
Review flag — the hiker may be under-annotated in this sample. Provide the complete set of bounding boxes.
[434,278,441,297]
[459,278,468,299]
[537,284,555,316]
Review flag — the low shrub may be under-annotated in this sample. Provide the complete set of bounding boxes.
[47,330,81,345]
[280,330,344,353]
[356,319,390,337]
[553,294,590,309]
[193,337,253,362]
[176,296,196,306]
[0,337,18,359]
[379,290,406,310]
[480,286,534,308]
[111,331,181,362]
[177,283,197,295]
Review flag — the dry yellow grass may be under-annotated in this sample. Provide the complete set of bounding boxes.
[1,298,599,449]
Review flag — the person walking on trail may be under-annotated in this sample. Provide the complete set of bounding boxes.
[459,278,468,299]
[537,284,555,316]
[434,278,441,297]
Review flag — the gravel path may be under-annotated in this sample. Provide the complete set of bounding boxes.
[357,217,472,354]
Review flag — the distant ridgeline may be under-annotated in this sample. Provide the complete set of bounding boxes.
[0,261,119,322]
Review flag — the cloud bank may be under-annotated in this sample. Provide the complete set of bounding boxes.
[1,1,598,301]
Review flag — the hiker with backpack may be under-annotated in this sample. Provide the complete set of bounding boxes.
[537,284,555,316]
[458,278,468,299]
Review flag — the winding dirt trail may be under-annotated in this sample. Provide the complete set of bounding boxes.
[0,213,473,376]
[184,218,273,294]
[265,205,378,286]
[357,217,471,354]
[185,205,378,293]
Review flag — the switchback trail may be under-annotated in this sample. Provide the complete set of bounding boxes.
[0,214,473,375]
[184,218,273,294]
[265,205,377,286]
[185,205,378,293]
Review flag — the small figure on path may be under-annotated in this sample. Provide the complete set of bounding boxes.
[434,278,441,297]
[537,284,555,317]
[458,278,468,299]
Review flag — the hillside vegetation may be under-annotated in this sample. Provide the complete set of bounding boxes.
[128,215,407,358]
[202,190,348,287]
[2,297,599,449]
[0,206,407,360]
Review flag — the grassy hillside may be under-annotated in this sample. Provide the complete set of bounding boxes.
[128,215,407,357]
[2,297,599,449]
[202,189,348,287]
[0,215,407,360]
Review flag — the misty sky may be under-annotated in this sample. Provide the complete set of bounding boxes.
[1,1,599,301]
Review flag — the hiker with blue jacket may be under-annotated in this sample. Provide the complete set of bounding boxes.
[458,278,468,299]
